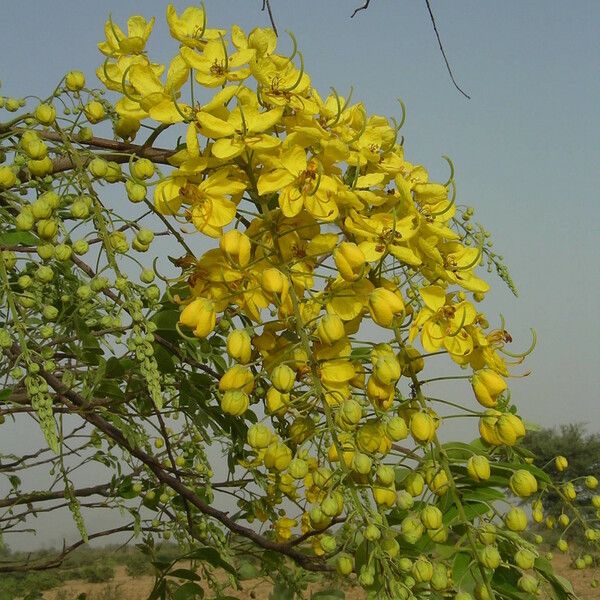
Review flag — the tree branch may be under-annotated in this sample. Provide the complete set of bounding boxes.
[38,366,331,572]
[424,0,470,99]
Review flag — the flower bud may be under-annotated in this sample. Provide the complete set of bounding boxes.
[373,353,401,385]
[471,369,507,408]
[65,71,85,91]
[479,545,501,570]
[478,524,497,545]
[179,297,216,338]
[586,475,598,490]
[263,441,292,471]
[562,482,576,501]
[34,103,56,125]
[504,507,527,532]
[316,313,345,345]
[467,455,491,482]
[339,398,362,426]
[89,158,109,178]
[336,554,354,576]
[247,423,273,449]
[376,464,395,487]
[126,180,147,203]
[555,455,568,472]
[368,287,405,327]
[220,390,249,416]
[130,158,156,180]
[378,537,399,559]
[411,557,433,583]
[28,157,53,177]
[271,363,295,393]
[372,485,396,507]
[351,452,372,475]
[333,242,366,281]
[219,365,254,394]
[226,329,252,364]
[517,574,539,594]
[114,117,140,140]
[398,345,424,376]
[261,267,289,297]
[386,416,408,441]
[405,472,425,497]
[84,101,105,123]
[420,505,443,530]
[0,166,17,188]
[396,490,414,510]
[509,469,538,498]
[410,412,436,444]
[220,229,251,267]
[514,548,537,570]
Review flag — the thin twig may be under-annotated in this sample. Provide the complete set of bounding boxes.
[424,0,471,99]
[261,0,278,36]
[351,0,372,18]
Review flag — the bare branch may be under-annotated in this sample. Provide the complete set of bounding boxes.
[261,0,278,36]
[424,0,470,99]
[0,525,139,573]
[351,0,372,18]
[36,364,331,572]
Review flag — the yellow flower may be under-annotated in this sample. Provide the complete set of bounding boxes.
[181,40,254,88]
[471,369,508,408]
[182,169,246,237]
[257,146,339,221]
[98,15,155,57]
[178,297,216,338]
[410,286,476,357]
[263,441,292,471]
[274,517,297,541]
[166,4,225,49]
[115,56,190,123]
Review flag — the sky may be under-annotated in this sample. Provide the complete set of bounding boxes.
[1,0,599,549]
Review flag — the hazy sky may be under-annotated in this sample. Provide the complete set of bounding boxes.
[1,1,599,549]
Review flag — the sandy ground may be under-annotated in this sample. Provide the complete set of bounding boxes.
[41,556,597,600]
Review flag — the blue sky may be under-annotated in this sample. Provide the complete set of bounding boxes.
[1,1,599,547]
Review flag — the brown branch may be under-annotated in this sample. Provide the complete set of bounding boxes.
[261,0,278,35]
[39,367,330,572]
[351,0,372,18]
[0,525,138,573]
[424,0,470,99]
[0,482,113,509]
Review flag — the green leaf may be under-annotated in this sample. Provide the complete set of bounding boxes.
[151,308,180,332]
[237,561,260,580]
[311,590,345,600]
[269,580,294,600]
[452,551,473,586]
[169,568,201,582]
[460,486,505,503]
[185,547,235,576]
[0,388,12,401]
[0,230,37,246]
[173,581,204,599]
